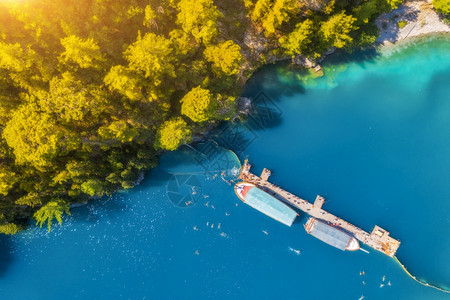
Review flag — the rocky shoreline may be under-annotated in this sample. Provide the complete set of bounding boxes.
[375,0,450,44]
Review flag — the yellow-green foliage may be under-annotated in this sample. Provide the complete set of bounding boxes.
[398,21,407,28]
[34,200,71,232]
[387,0,404,10]
[0,0,399,234]
[81,179,106,197]
[59,35,104,69]
[104,65,143,101]
[39,73,106,123]
[251,0,302,34]
[320,12,358,49]
[279,20,314,56]
[0,223,21,235]
[3,104,77,168]
[177,0,222,45]
[143,5,158,29]
[353,0,380,25]
[155,117,192,151]
[98,120,139,143]
[181,86,217,122]
[0,42,34,73]
[124,33,175,101]
[15,193,42,207]
[0,169,17,196]
[204,40,243,75]
[433,0,450,14]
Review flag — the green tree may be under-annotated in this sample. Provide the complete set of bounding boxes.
[0,42,34,73]
[353,0,380,25]
[320,12,358,49]
[177,0,222,45]
[143,4,158,29]
[386,0,404,10]
[15,193,42,207]
[251,0,302,34]
[279,19,314,56]
[433,0,450,14]
[3,103,79,168]
[0,169,17,196]
[0,223,21,235]
[124,33,175,79]
[81,179,106,197]
[181,86,217,122]
[155,117,192,150]
[39,73,107,124]
[124,33,176,100]
[104,65,143,101]
[59,35,104,69]
[34,200,71,232]
[98,120,139,143]
[204,40,243,75]
[0,42,41,89]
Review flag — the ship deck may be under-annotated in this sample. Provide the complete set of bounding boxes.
[238,161,401,257]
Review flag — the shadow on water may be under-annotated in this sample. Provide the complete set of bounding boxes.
[242,61,306,101]
[324,46,381,67]
[293,211,308,225]
[242,47,383,106]
[0,235,13,278]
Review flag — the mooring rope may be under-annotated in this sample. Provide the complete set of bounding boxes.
[394,256,450,293]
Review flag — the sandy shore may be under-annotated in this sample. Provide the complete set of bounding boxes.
[375,0,450,44]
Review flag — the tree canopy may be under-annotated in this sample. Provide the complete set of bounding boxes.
[204,41,243,75]
[433,0,450,14]
[155,118,192,151]
[181,86,218,122]
[320,12,358,49]
[0,0,401,234]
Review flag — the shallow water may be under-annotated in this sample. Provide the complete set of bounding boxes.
[1,35,450,299]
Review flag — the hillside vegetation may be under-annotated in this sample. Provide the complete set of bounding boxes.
[0,0,401,233]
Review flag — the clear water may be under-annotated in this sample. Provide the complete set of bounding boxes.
[1,35,450,299]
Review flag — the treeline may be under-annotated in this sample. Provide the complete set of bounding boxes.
[432,0,450,22]
[0,0,401,234]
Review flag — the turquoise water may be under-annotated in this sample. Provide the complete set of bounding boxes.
[1,36,450,299]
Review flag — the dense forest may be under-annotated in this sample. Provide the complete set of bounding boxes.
[0,0,405,234]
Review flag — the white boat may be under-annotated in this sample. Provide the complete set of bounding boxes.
[234,182,298,227]
[304,217,360,251]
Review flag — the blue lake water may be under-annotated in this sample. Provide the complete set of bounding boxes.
[1,35,450,299]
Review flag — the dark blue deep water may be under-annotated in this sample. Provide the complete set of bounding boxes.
[1,36,449,299]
